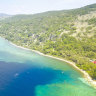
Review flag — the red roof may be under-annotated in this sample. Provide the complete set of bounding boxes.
[94,61,96,64]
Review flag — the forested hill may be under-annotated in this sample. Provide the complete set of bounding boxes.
[0,4,96,79]
[0,13,11,20]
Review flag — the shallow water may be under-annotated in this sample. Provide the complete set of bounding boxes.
[0,37,96,96]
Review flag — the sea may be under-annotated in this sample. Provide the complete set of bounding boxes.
[0,37,96,96]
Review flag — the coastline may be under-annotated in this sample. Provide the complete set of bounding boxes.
[1,37,96,89]
[9,41,96,89]
[32,50,96,89]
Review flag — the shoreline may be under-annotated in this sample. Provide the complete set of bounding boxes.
[1,37,96,88]
[32,50,96,89]
[9,41,96,89]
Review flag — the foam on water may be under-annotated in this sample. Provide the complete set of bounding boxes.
[78,77,91,86]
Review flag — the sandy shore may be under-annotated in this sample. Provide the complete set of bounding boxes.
[32,50,96,88]
[3,38,96,89]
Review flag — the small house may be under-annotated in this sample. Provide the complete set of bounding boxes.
[90,60,96,64]
[93,61,96,64]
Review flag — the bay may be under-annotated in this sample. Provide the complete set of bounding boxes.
[0,37,96,96]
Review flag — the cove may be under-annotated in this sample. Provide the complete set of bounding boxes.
[0,37,96,96]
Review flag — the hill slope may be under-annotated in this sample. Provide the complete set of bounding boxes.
[0,4,96,79]
[0,13,11,19]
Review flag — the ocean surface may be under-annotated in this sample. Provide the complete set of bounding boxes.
[0,37,96,96]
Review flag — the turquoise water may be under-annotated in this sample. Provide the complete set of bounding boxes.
[0,37,96,96]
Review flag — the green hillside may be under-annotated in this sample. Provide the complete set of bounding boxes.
[0,4,96,79]
[0,13,11,20]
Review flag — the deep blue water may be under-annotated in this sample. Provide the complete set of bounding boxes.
[0,61,74,96]
[0,61,57,96]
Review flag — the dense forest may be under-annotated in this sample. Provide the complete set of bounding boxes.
[0,4,96,79]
